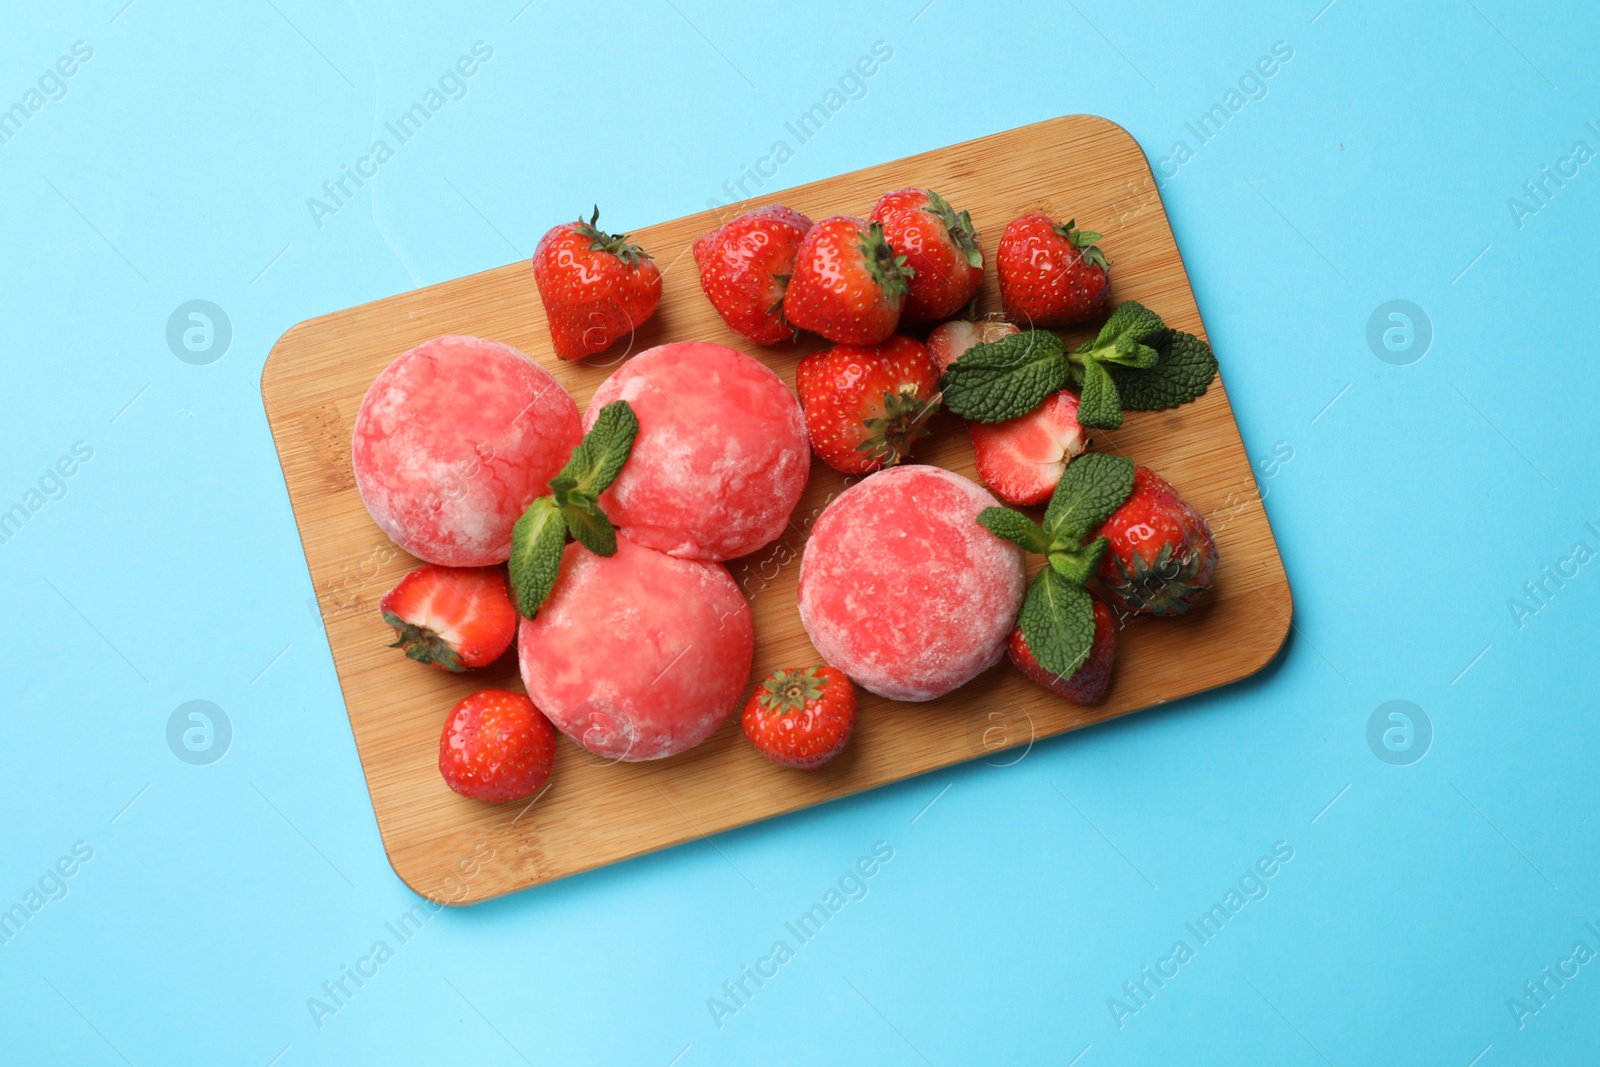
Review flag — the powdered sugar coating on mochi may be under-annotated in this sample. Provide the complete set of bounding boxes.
[797,465,1025,702]
[586,341,809,561]
[352,335,581,566]
[518,537,755,761]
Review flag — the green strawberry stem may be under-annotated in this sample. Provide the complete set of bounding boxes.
[573,206,652,269]
[757,667,828,715]
[859,221,913,296]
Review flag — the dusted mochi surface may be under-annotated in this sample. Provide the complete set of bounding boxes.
[353,335,581,566]
[798,465,1026,701]
[518,537,755,761]
[586,341,809,561]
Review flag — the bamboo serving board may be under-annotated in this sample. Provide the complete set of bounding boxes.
[261,114,1291,904]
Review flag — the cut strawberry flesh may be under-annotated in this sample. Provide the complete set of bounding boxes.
[927,319,1020,371]
[968,391,1087,506]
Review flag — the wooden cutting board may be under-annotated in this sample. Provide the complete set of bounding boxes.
[261,114,1292,904]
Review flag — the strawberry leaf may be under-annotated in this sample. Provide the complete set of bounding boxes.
[1018,568,1097,682]
[508,497,567,619]
[1107,330,1218,411]
[1043,452,1136,547]
[941,330,1070,423]
[1075,356,1124,430]
[977,506,1052,554]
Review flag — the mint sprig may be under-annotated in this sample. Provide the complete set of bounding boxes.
[941,301,1218,430]
[940,330,1070,423]
[978,453,1135,681]
[508,400,639,619]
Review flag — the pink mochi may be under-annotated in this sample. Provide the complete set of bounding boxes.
[518,537,755,761]
[798,465,1026,702]
[585,341,809,561]
[352,335,581,566]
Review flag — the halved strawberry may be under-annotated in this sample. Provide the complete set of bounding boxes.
[1007,596,1116,704]
[926,318,1020,371]
[969,392,1088,506]
[380,564,518,671]
[928,319,1088,505]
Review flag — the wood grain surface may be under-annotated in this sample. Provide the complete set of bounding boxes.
[260,114,1292,904]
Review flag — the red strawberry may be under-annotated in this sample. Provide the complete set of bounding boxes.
[926,320,1088,505]
[783,216,910,344]
[742,665,857,769]
[1094,466,1218,616]
[533,207,662,360]
[997,213,1110,327]
[970,392,1088,506]
[438,689,556,803]
[795,334,941,474]
[1007,597,1116,704]
[926,318,1020,371]
[693,205,813,345]
[869,188,982,321]
[381,564,517,671]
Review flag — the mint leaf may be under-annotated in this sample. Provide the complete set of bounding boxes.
[554,400,639,498]
[508,497,567,618]
[1018,568,1096,681]
[1108,330,1218,411]
[1076,301,1167,361]
[563,501,617,557]
[1047,535,1110,587]
[1076,356,1123,430]
[1043,452,1136,546]
[941,330,1070,423]
[977,506,1051,554]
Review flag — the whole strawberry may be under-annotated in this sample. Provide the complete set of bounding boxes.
[742,665,857,769]
[869,188,983,321]
[693,205,813,345]
[783,216,910,345]
[381,564,518,671]
[795,334,941,474]
[1094,466,1217,616]
[997,213,1110,327]
[1008,596,1116,704]
[533,207,662,360]
[439,689,556,803]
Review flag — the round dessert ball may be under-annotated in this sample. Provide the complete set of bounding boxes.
[586,341,809,561]
[352,335,581,566]
[798,465,1026,702]
[518,536,755,761]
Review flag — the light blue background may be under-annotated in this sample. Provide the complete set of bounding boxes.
[3,0,1596,1063]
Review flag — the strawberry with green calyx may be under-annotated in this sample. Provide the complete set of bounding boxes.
[795,335,942,474]
[977,452,1136,693]
[693,205,814,345]
[940,301,1218,431]
[742,665,857,769]
[870,188,984,322]
[533,207,662,361]
[508,400,639,619]
[997,213,1111,327]
[1094,465,1218,616]
[380,564,518,671]
[784,216,912,345]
